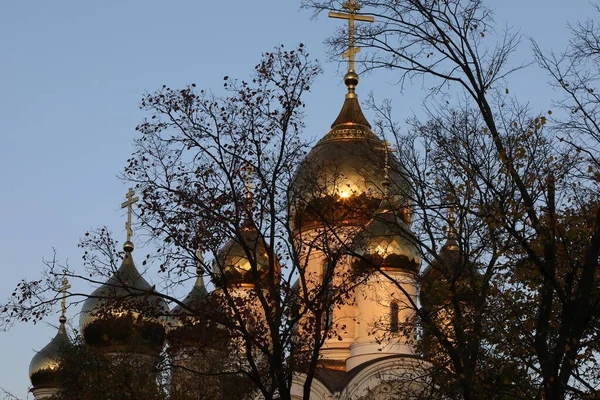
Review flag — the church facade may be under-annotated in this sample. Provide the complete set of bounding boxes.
[27,76,440,400]
[26,3,458,399]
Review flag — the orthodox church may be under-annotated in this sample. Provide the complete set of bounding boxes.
[27,3,461,399]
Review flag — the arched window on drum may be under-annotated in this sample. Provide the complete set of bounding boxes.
[390,301,399,333]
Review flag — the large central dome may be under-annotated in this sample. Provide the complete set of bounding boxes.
[291,72,410,232]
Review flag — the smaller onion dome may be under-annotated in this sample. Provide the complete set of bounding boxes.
[421,214,480,306]
[79,241,169,354]
[168,273,216,350]
[212,223,277,287]
[353,199,421,273]
[422,215,461,294]
[29,315,71,390]
[171,274,209,317]
[420,214,482,359]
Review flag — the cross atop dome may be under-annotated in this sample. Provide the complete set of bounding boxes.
[60,278,70,320]
[121,188,139,251]
[243,164,254,201]
[443,207,459,252]
[329,0,374,74]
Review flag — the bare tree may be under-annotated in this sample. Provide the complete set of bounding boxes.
[2,44,374,400]
[125,43,366,400]
[303,1,600,399]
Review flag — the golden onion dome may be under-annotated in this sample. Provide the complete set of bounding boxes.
[168,272,231,351]
[29,315,71,389]
[291,72,410,231]
[171,274,209,318]
[353,200,421,273]
[79,241,169,354]
[212,223,277,287]
[168,274,210,348]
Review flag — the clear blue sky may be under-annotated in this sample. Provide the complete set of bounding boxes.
[0,1,594,397]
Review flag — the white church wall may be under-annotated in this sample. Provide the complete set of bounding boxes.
[347,269,417,370]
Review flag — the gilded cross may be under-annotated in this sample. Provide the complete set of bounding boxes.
[243,164,254,201]
[448,207,457,237]
[329,0,374,73]
[60,278,71,317]
[121,188,139,242]
[196,248,205,265]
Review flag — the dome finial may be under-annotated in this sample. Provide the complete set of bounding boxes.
[329,0,374,78]
[121,188,140,242]
[29,278,72,391]
[240,164,255,229]
[321,2,376,143]
[59,277,71,322]
[196,247,206,281]
[448,208,457,238]
[329,1,374,98]
[196,247,205,269]
[381,140,395,191]
[121,188,139,246]
[373,140,396,215]
[243,163,253,203]
[344,71,359,98]
[443,208,459,251]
